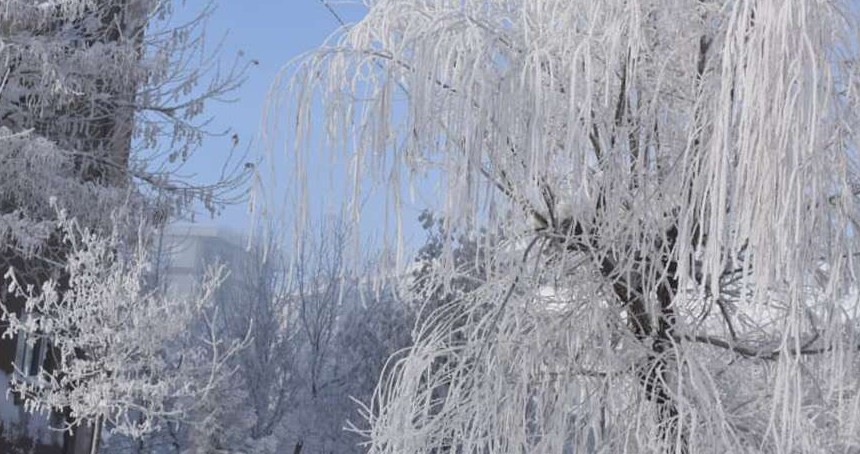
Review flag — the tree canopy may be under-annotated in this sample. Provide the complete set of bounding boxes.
[0,0,251,447]
[290,1,860,452]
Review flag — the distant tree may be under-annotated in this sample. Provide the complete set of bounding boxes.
[201,217,415,454]
[229,235,295,443]
[193,229,298,454]
[408,211,493,322]
[291,1,860,452]
[283,217,372,454]
[123,216,415,454]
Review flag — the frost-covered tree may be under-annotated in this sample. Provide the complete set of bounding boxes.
[205,219,414,454]
[289,1,860,452]
[0,0,251,450]
[282,218,380,454]
[0,0,251,257]
[0,211,244,443]
[0,0,252,312]
[189,230,297,453]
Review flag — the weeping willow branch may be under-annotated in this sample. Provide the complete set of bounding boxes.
[284,1,860,452]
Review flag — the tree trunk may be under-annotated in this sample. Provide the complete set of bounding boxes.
[591,226,686,453]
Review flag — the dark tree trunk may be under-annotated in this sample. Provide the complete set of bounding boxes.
[605,245,686,452]
[565,217,687,452]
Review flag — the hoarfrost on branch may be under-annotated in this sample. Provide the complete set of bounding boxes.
[1,213,245,439]
[288,0,860,452]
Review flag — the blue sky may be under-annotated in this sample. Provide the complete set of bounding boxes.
[171,0,365,228]
[163,0,437,259]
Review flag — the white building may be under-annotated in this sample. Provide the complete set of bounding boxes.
[157,224,248,297]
